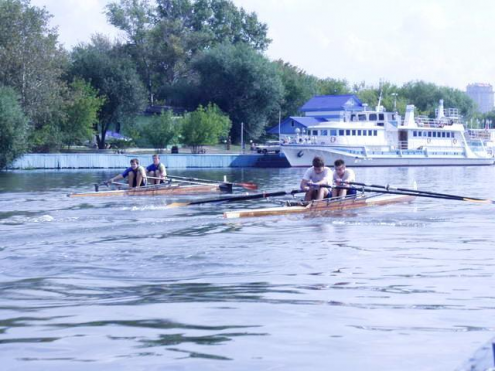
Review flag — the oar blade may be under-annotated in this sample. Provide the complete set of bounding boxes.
[166,202,191,208]
[237,182,258,190]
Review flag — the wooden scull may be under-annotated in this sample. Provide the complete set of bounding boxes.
[223,192,415,218]
[68,182,231,198]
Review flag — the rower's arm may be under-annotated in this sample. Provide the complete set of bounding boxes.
[109,174,124,183]
[300,179,310,191]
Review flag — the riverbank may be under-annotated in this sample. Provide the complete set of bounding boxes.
[9,153,290,169]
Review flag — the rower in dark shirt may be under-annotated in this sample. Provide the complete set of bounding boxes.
[108,158,147,188]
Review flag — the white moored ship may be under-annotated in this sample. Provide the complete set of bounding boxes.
[281,100,494,167]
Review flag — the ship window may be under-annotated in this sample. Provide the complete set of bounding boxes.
[358,114,366,121]
[442,132,446,138]
[312,130,318,136]
[428,132,432,137]
[357,130,362,136]
[321,130,328,136]
[446,132,450,138]
[350,114,357,122]
[433,132,437,137]
[363,130,367,136]
[330,129,337,136]
[377,123,384,126]
[339,129,345,136]
[369,113,377,121]
[423,131,427,137]
[346,130,351,135]
[373,130,378,136]
[291,121,295,127]
[352,130,356,136]
[379,113,385,120]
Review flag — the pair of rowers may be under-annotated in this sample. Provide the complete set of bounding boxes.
[300,156,356,201]
[107,154,167,188]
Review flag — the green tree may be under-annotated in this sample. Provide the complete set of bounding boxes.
[181,103,231,153]
[69,35,147,149]
[274,61,319,119]
[0,0,68,151]
[61,79,105,150]
[106,0,271,104]
[0,86,28,170]
[141,109,180,151]
[317,78,351,96]
[192,43,283,142]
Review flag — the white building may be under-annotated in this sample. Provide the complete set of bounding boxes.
[466,83,494,113]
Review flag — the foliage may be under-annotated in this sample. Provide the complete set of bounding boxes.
[274,61,319,119]
[0,0,68,151]
[317,78,351,96]
[141,109,180,151]
[106,0,271,104]
[0,86,28,169]
[191,43,283,142]
[181,103,231,153]
[61,79,105,149]
[69,35,147,149]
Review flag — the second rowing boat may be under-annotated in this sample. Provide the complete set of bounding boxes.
[68,182,232,198]
[223,192,414,218]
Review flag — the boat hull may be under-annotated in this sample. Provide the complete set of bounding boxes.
[68,183,225,198]
[282,145,495,167]
[224,193,414,218]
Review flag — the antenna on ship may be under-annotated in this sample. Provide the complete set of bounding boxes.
[376,79,384,112]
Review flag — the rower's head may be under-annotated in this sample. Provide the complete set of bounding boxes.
[334,159,346,176]
[312,156,325,173]
[152,154,160,164]
[130,158,139,169]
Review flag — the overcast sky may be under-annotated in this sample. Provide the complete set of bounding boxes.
[30,0,495,91]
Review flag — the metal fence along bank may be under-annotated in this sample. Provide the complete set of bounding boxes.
[9,153,290,169]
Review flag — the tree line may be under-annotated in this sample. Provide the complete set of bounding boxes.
[0,0,483,169]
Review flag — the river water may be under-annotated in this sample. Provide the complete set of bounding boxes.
[1,166,494,371]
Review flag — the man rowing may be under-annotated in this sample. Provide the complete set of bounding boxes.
[300,156,333,201]
[332,159,356,198]
[108,158,147,188]
[146,154,167,184]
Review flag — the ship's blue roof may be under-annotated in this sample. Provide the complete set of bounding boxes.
[299,95,362,112]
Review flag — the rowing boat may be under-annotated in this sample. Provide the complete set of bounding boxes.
[68,182,232,198]
[223,192,415,218]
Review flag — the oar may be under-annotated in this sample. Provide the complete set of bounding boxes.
[167,189,305,208]
[347,182,495,204]
[167,175,258,190]
[334,185,495,204]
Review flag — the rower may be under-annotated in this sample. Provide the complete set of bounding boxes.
[146,154,167,184]
[108,158,147,188]
[300,156,333,201]
[332,159,356,198]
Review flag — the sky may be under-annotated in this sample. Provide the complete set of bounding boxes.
[30,0,495,91]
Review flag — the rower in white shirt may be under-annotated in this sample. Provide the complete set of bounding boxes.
[300,156,333,201]
[332,159,356,198]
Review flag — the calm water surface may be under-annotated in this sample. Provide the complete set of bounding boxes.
[1,166,494,371]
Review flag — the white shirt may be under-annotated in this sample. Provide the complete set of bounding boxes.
[333,168,356,184]
[303,167,333,184]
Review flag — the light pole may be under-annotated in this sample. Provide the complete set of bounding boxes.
[391,93,398,112]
